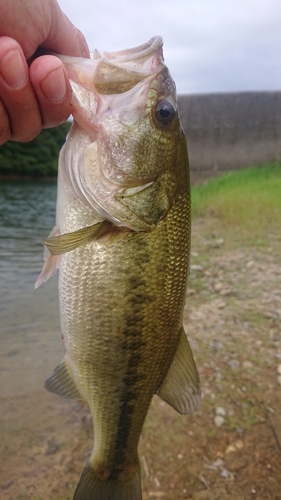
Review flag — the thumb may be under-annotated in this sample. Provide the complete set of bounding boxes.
[43,3,90,58]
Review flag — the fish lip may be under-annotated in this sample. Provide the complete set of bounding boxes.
[101,36,163,63]
[57,36,163,67]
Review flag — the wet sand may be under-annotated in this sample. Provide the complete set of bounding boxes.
[0,277,63,399]
[0,390,88,500]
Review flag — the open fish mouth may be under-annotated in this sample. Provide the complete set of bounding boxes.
[57,36,166,96]
[100,36,163,62]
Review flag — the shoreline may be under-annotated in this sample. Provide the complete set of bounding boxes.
[0,175,57,181]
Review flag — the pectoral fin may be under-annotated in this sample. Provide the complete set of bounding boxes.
[44,357,82,400]
[156,327,201,414]
[35,226,61,288]
[43,220,111,255]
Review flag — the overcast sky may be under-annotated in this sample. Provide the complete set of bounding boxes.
[58,0,281,95]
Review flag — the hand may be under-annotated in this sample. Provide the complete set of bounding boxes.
[0,0,89,145]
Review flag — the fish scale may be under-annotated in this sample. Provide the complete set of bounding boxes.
[36,36,201,500]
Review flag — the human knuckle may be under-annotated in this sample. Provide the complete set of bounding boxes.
[14,125,42,143]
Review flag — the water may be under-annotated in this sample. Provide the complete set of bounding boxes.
[0,181,64,398]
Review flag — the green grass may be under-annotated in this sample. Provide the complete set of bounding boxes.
[191,162,281,235]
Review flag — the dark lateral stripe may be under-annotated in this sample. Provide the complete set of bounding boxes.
[109,239,150,478]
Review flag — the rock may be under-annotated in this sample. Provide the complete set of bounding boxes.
[209,339,224,351]
[277,364,281,374]
[190,264,203,272]
[214,415,225,427]
[225,444,237,454]
[211,238,225,248]
[210,458,224,469]
[1,480,13,490]
[45,440,60,455]
[220,468,232,478]
[216,407,227,416]
[220,288,234,296]
[189,311,205,321]
[277,375,281,385]
[225,440,244,454]
[243,361,253,369]
[216,300,226,309]
[228,359,240,369]
[246,260,254,268]
[214,282,224,292]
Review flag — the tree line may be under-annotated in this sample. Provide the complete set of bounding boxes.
[0,122,71,177]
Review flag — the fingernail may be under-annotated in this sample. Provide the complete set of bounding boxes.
[40,67,67,102]
[0,48,27,88]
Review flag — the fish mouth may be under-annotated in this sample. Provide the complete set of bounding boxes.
[57,37,165,98]
[101,36,164,63]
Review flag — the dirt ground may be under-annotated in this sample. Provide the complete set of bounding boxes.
[0,216,281,500]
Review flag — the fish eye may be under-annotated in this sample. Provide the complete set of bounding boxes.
[155,100,176,125]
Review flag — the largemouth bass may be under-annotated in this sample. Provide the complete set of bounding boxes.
[36,36,201,500]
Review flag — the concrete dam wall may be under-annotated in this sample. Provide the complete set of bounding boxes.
[177,92,281,184]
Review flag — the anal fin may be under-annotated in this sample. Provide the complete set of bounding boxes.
[44,357,82,400]
[156,327,201,414]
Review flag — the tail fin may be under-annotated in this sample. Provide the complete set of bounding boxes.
[74,462,142,500]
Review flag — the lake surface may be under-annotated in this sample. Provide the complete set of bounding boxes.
[0,181,64,398]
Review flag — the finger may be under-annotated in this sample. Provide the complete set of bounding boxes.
[0,97,10,145]
[45,3,90,58]
[0,2,89,61]
[29,55,72,129]
[0,37,42,142]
